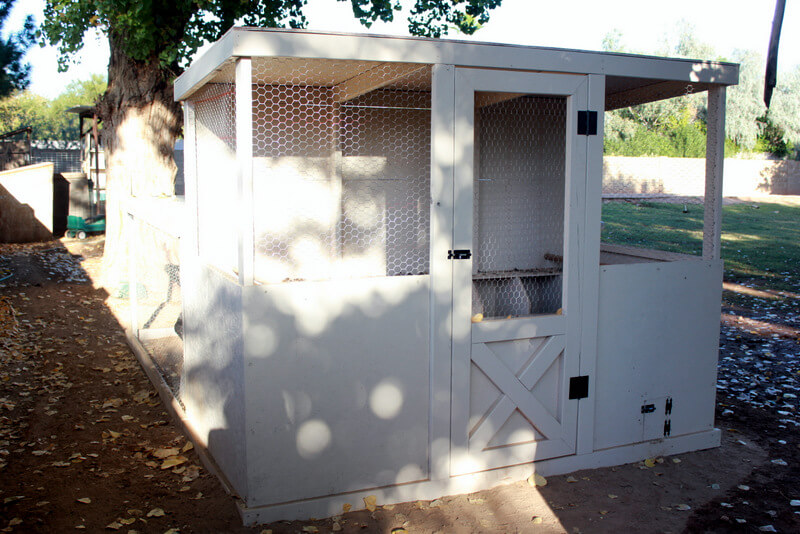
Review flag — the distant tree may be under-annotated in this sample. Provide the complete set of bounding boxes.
[605,23,800,157]
[0,74,107,140]
[0,0,35,97]
[601,29,626,53]
[726,50,766,149]
[766,64,800,150]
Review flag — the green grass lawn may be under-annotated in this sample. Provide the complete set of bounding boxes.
[601,200,800,289]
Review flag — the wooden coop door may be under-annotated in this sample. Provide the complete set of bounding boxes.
[449,70,589,476]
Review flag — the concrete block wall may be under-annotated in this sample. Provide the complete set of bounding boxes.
[603,156,800,197]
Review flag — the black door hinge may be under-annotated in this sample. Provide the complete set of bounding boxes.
[665,397,673,415]
[447,249,471,260]
[641,404,656,414]
[664,419,671,437]
[577,110,598,136]
[568,376,589,400]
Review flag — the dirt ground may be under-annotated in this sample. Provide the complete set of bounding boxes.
[1,235,799,533]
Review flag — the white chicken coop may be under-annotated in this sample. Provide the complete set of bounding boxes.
[169,27,737,523]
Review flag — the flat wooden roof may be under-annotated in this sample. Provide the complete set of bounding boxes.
[174,27,738,109]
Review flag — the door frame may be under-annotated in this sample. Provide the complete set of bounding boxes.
[446,68,591,476]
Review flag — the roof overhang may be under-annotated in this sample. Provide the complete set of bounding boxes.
[174,27,738,110]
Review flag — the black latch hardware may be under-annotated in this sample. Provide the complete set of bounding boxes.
[577,110,598,136]
[665,397,673,415]
[641,404,656,414]
[568,376,589,400]
[447,249,471,260]
[664,419,671,437]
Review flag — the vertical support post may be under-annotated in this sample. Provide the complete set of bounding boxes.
[183,101,199,258]
[128,212,138,336]
[429,63,456,482]
[236,58,254,285]
[703,86,726,260]
[576,74,605,456]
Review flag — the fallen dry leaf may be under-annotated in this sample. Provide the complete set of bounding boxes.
[342,503,352,513]
[77,497,91,504]
[153,448,180,459]
[147,508,165,517]
[527,473,547,487]
[160,456,188,470]
[363,495,377,512]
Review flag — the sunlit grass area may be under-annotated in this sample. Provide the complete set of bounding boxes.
[601,201,800,290]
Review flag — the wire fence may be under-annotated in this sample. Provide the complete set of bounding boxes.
[128,216,183,399]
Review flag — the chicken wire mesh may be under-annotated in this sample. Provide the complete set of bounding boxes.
[131,219,183,398]
[251,59,432,283]
[192,71,237,273]
[601,91,708,256]
[471,93,566,319]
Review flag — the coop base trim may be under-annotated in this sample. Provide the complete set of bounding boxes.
[236,428,721,525]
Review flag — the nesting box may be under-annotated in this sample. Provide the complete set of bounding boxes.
[171,27,737,523]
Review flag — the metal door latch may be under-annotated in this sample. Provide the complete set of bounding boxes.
[448,249,471,260]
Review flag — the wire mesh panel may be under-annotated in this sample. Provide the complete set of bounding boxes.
[132,219,183,398]
[471,93,566,319]
[601,92,708,256]
[192,72,237,273]
[251,59,432,283]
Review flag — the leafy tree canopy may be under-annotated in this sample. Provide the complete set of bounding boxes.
[0,0,36,97]
[0,74,107,140]
[603,23,800,157]
[42,0,503,72]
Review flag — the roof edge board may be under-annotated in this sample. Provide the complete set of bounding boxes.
[174,27,738,101]
[174,29,237,101]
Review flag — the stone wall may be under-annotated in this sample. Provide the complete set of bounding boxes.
[0,163,56,243]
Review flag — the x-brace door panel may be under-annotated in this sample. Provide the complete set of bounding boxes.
[450,69,587,476]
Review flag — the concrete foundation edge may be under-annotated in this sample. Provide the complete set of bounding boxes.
[237,429,721,525]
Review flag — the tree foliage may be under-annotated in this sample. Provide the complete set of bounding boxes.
[0,0,36,97]
[42,1,504,73]
[0,75,107,140]
[603,23,800,158]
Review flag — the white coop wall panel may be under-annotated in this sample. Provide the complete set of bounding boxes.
[593,259,722,451]
[251,59,431,284]
[242,275,430,505]
[181,263,247,496]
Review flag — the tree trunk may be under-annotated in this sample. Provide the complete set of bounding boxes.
[97,33,182,290]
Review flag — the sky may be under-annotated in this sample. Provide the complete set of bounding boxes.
[6,0,800,99]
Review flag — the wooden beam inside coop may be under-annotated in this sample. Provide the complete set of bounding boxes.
[334,63,428,103]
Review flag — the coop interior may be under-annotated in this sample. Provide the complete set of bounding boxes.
[472,92,566,318]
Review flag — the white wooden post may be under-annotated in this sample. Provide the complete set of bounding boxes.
[575,74,605,456]
[429,63,455,481]
[236,58,254,285]
[703,86,726,260]
[182,102,199,258]
[128,212,138,335]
